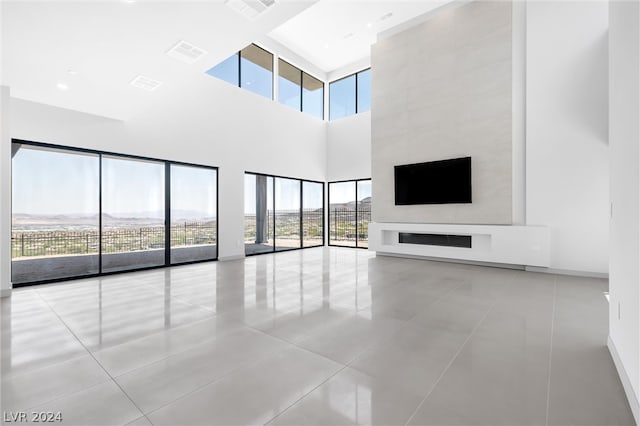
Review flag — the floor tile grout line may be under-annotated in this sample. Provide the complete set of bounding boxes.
[18,252,512,424]
[403,297,500,426]
[545,276,558,426]
[19,379,116,416]
[33,290,154,426]
[141,341,306,420]
[50,308,232,379]
[263,279,471,426]
[106,325,245,379]
[94,320,249,379]
[1,348,89,381]
[112,323,307,420]
[1,289,104,398]
[263,311,409,425]
[34,284,298,378]
[26,256,372,423]
[262,364,350,425]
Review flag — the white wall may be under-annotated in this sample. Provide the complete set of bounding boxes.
[608,0,640,421]
[326,112,371,181]
[10,72,327,264]
[1,86,11,297]
[526,1,609,275]
[326,0,610,275]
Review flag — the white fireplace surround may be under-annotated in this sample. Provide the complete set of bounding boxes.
[368,222,550,268]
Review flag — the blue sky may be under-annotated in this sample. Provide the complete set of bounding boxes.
[13,147,100,215]
[14,147,367,219]
[207,51,324,119]
[13,146,217,218]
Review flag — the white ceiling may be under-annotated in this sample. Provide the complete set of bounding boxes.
[1,0,451,120]
[268,0,451,73]
[1,0,317,120]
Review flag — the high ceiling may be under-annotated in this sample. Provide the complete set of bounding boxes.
[1,0,317,120]
[1,0,452,120]
[269,0,451,73]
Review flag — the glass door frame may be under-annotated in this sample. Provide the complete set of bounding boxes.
[327,178,371,249]
[11,139,219,287]
[244,171,325,256]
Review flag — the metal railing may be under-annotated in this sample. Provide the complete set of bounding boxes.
[244,209,323,242]
[169,221,217,248]
[329,207,370,242]
[11,221,217,259]
[11,231,100,258]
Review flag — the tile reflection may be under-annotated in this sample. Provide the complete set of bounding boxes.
[36,274,214,351]
[1,290,87,378]
[2,247,633,426]
[270,367,423,426]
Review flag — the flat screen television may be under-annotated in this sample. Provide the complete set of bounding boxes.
[394,157,472,205]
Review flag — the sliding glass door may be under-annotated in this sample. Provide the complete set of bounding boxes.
[302,181,324,248]
[275,177,301,252]
[356,180,372,248]
[170,165,218,264]
[101,156,165,273]
[328,179,371,248]
[244,174,274,255]
[11,144,100,283]
[245,172,324,256]
[11,140,218,286]
[328,181,356,247]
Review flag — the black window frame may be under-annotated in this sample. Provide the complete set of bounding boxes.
[11,139,219,287]
[278,57,325,120]
[239,43,275,100]
[244,171,325,256]
[327,178,371,249]
[207,45,326,119]
[328,67,371,121]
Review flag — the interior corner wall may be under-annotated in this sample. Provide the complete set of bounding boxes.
[1,86,11,296]
[370,0,513,225]
[326,112,371,182]
[9,74,327,261]
[609,0,640,420]
[525,1,609,274]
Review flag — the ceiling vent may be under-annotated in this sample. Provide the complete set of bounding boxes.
[130,75,162,91]
[225,0,276,19]
[166,40,207,64]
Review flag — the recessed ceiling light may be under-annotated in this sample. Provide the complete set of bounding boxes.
[225,0,276,20]
[130,75,162,91]
[343,32,354,40]
[323,43,329,49]
[366,22,373,28]
[380,12,394,21]
[56,83,69,90]
[67,69,78,75]
[166,40,207,64]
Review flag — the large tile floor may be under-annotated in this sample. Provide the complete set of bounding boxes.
[1,247,635,426]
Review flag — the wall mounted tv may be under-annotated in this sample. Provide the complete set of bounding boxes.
[394,157,472,205]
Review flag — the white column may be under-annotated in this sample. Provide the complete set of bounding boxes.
[511,0,526,225]
[0,86,12,297]
[608,0,640,422]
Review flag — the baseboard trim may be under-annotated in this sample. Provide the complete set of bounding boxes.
[525,266,608,279]
[608,336,640,425]
[0,288,12,298]
[375,252,609,279]
[218,254,245,262]
[376,252,526,270]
